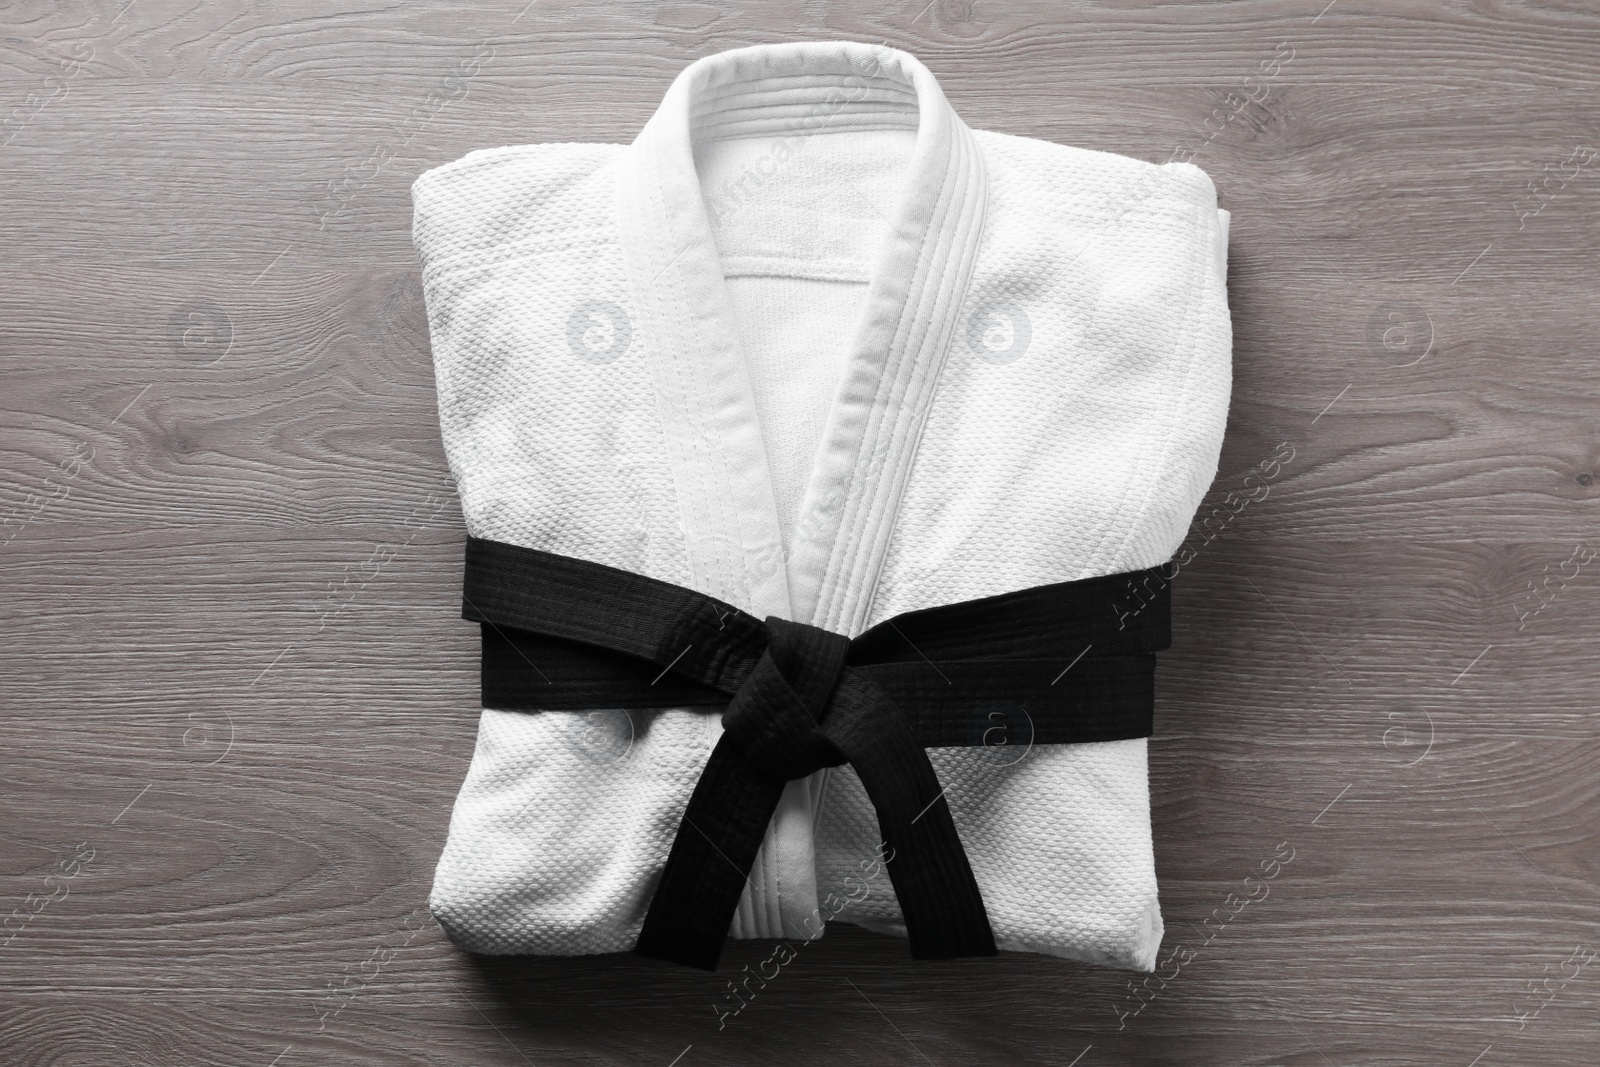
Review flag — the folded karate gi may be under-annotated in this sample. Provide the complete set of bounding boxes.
[412,40,1232,972]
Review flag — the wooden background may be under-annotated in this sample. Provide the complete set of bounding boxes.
[3,1,1597,1063]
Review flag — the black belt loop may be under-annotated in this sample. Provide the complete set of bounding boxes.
[459,536,1171,971]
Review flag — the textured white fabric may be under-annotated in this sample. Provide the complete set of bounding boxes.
[412,41,1232,969]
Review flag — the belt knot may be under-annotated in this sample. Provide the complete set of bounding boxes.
[719,617,851,781]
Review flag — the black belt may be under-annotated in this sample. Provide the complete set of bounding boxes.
[460,536,1171,971]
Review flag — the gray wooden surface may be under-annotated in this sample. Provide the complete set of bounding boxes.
[3,1,1597,1064]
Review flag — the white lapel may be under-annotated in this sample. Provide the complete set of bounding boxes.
[615,65,794,620]
[783,50,988,636]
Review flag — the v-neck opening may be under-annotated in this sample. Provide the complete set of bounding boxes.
[616,42,989,637]
[693,124,919,567]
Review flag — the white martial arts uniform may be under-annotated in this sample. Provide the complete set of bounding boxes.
[412,40,1231,971]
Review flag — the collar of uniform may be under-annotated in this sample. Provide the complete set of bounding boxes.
[614,42,989,635]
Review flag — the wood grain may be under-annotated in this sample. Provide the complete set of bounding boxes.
[4,1,1599,1063]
